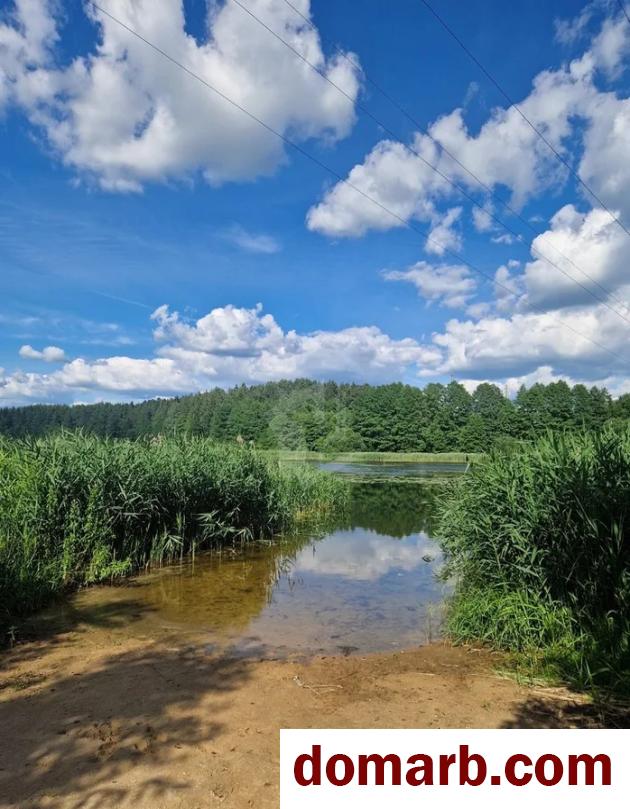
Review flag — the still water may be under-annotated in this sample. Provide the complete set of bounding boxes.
[56,464,453,658]
[316,461,466,478]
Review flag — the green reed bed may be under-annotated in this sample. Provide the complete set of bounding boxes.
[438,425,630,694]
[0,432,348,631]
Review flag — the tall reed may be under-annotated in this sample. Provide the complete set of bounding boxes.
[438,425,630,692]
[0,432,347,631]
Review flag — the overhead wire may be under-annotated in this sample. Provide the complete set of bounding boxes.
[616,0,630,26]
[418,0,630,242]
[278,0,630,318]
[89,3,629,367]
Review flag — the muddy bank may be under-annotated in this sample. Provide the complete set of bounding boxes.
[0,625,607,809]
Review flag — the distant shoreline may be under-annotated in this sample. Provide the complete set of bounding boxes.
[267,450,483,464]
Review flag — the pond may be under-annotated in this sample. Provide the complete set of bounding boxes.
[47,463,455,658]
[315,461,467,479]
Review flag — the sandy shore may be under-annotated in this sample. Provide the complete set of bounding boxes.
[0,618,606,809]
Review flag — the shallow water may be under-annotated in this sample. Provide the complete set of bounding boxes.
[47,464,454,658]
[315,461,466,478]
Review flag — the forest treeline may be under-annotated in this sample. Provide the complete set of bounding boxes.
[1,379,629,452]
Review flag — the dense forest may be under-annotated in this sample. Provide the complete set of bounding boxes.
[1,379,628,452]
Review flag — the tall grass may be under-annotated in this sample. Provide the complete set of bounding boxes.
[438,425,630,693]
[0,432,347,631]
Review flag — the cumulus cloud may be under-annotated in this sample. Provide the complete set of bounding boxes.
[494,261,525,313]
[0,0,361,190]
[463,199,630,327]
[523,204,630,311]
[1,8,628,403]
[579,93,630,218]
[462,365,630,400]
[425,206,463,256]
[307,16,630,240]
[1,296,628,405]
[589,14,630,78]
[0,357,194,405]
[19,344,66,362]
[305,136,447,237]
[430,300,629,381]
[0,303,442,405]
[384,261,477,310]
[472,203,494,233]
[151,303,442,381]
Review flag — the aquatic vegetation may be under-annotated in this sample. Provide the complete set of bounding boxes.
[0,432,348,632]
[438,424,630,693]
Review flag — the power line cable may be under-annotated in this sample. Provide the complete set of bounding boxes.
[232,0,630,324]
[617,0,630,26]
[418,0,630,243]
[89,3,629,367]
[277,0,630,318]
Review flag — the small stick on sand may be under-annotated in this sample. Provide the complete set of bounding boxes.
[293,675,343,693]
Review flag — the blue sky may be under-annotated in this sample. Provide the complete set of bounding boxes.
[1,0,629,405]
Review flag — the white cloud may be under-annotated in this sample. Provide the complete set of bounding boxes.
[589,15,630,78]
[472,203,494,233]
[430,301,629,380]
[306,56,588,237]
[1,8,629,404]
[152,303,442,381]
[462,365,630,400]
[0,303,442,405]
[223,224,281,254]
[0,0,58,71]
[425,206,462,255]
[523,204,630,311]
[0,0,361,190]
[554,2,595,47]
[503,365,580,397]
[151,302,284,357]
[306,17,630,239]
[384,260,477,310]
[0,356,194,404]
[2,298,628,405]
[465,302,491,319]
[494,262,525,313]
[305,136,447,237]
[491,233,517,245]
[579,94,630,219]
[18,344,66,362]
[295,530,439,581]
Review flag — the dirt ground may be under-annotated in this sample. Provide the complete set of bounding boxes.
[0,618,616,809]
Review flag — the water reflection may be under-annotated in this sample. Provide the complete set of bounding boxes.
[342,480,438,537]
[317,461,466,477]
[63,475,450,657]
[295,529,437,580]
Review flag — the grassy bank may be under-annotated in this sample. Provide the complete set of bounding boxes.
[0,432,348,633]
[438,425,630,694]
[270,450,482,464]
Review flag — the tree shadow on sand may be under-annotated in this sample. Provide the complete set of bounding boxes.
[1,593,157,673]
[0,620,255,808]
[501,696,630,728]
